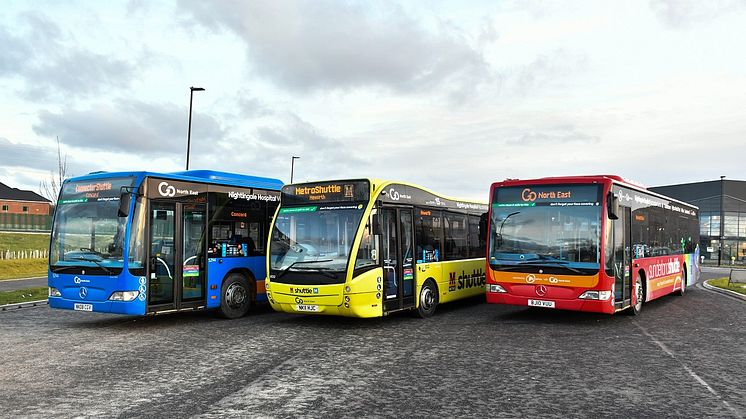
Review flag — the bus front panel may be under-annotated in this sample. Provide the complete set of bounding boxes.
[48,176,148,315]
[486,183,613,314]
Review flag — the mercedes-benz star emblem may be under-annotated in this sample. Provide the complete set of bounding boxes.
[79,287,88,299]
[535,285,547,297]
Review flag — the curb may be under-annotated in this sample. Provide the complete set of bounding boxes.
[0,299,48,311]
[701,280,746,302]
[0,276,47,282]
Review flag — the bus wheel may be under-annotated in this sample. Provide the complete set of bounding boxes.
[220,273,252,319]
[628,274,644,316]
[676,269,687,296]
[417,280,439,318]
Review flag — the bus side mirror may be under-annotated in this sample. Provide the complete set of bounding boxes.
[607,193,619,220]
[479,212,488,243]
[371,213,382,236]
[118,192,131,218]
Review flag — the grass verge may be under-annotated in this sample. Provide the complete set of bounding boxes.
[708,277,746,296]
[0,259,48,280]
[0,287,47,305]
[0,232,50,252]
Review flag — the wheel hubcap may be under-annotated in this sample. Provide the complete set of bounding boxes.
[635,278,643,311]
[226,283,246,309]
[421,287,434,311]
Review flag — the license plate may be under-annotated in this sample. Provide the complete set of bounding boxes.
[74,303,93,312]
[528,299,555,308]
[295,304,319,312]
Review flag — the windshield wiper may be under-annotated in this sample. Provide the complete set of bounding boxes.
[516,259,584,274]
[288,266,339,279]
[51,265,81,273]
[275,259,333,279]
[72,256,114,275]
[79,247,105,257]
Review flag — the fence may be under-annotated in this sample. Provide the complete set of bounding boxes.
[0,249,48,260]
[0,213,52,232]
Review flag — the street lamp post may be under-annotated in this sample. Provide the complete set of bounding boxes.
[290,156,300,183]
[186,86,205,170]
[719,175,725,266]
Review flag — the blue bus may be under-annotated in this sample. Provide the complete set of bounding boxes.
[48,170,282,318]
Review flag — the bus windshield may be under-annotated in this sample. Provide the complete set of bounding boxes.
[489,184,601,275]
[50,177,136,275]
[270,204,366,279]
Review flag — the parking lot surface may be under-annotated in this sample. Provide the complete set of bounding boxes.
[1,274,744,418]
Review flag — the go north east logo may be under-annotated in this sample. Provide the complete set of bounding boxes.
[448,269,486,292]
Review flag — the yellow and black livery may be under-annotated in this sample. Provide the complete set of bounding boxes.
[266,179,487,318]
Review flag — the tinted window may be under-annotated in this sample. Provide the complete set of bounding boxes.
[415,209,442,262]
[444,212,468,260]
[467,214,484,258]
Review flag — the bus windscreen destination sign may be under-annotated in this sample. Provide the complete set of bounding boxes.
[58,178,135,204]
[495,184,601,207]
[282,180,370,204]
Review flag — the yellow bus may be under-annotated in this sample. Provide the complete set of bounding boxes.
[266,179,488,318]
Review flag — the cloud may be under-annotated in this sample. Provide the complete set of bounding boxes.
[179,0,491,97]
[650,0,746,28]
[0,11,136,100]
[510,49,588,96]
[505,125,599,146]
[0,137,102,190]
[0,137,60,172]
[32,100,224,155]
[189,111,365,183]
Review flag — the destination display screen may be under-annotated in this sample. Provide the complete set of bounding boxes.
[281,180,370,204]
[494,184,601,207]
[58,178,135,204]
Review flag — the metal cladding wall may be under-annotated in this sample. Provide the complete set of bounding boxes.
[650,179,746,264]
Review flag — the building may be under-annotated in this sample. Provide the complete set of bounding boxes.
[0,182,52,215]
[650,178,746,265]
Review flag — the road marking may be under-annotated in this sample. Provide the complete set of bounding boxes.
[634,321,743,419]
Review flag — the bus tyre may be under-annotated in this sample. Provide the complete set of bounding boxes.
[628,274,644,316]
[219,273,252,319]
[676,269,687,296]
[416,280,439,318]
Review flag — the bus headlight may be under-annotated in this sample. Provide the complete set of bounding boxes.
[488,284,507,293]
[48,287,61,297]
[109,291,140,302]
[578,290,612,301]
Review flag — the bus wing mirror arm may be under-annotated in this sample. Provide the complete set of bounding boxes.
[607,192,619,220]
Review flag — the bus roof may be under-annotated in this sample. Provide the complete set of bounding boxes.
[67,170,283,190]
[491,174,698,210]
[286,178,487,205]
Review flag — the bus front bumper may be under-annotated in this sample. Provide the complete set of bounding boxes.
[48,297,146,315]
[486,291,615,314]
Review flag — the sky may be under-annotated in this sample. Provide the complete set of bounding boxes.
[1,0,745,201]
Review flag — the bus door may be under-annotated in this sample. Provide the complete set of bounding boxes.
[147,201,207,312]
[382,207,416,313]
[613,206,632,307]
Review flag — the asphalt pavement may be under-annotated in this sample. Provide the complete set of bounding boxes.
[0,276,46,292]
[0,272,743,418]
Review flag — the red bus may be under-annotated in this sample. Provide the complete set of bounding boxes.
[485,175,700,315]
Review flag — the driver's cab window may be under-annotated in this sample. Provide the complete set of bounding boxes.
[355,210,379,270]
